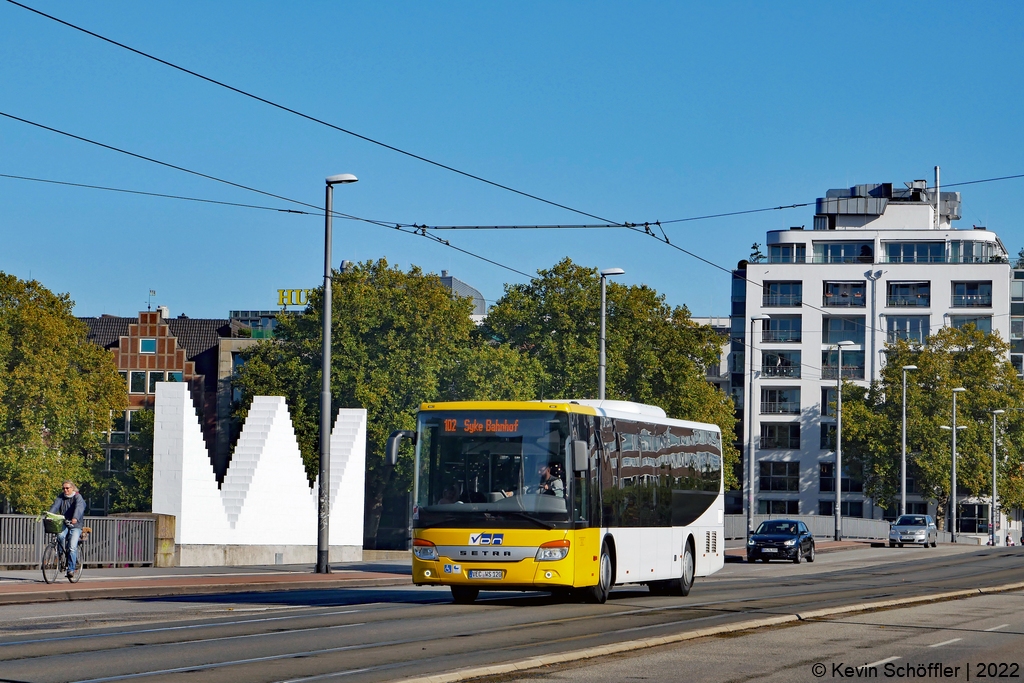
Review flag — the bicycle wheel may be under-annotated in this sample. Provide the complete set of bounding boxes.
[41,542,60,584]
[69,543,85,583]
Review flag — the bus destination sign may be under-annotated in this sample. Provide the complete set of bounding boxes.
[443,418,521,435]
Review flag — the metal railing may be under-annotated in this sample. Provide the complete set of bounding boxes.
[0,515,155,567]
[760,401,800,415]
[822,295,866,307]
[762,330,801,343]
[887,295,930,307]
[762,294,802,307]
[951,294,992,307]
[821,366,865,379]
[762,365,801,378]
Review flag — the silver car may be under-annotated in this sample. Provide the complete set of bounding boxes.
[889,514,938,547]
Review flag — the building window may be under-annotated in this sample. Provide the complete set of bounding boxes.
[887,281,930,307]
[818,501,864,517]
[148,371,165,393]
[761,388,800,415]
[819,462,863,493]
[167,371,183,382]
[958,504,990,533]
[950,240,996,264]
[763,316,802,343]
[823,317,866,345]
[127,410,142,433]
[762,350,800,378]
[950,316,992,333]
[951,281,993,307]
[823,281,866,307]
[821,387,836,418]
[129,371,146,394]
[139,338,157,354]
[760,461,800,492]
[759,499,799,515]
[768,244,806,264]
[1013,281,1024,303]
[886,315,929,344]
[821,349,865,379]
[760,424,800,449]
[106,449,128,473]
[109,411,127,444]
[1012,355,1024,377]
[884,242,944,264]
[813,242,874,264]
[819,424,836,450]
[763,281,802,307]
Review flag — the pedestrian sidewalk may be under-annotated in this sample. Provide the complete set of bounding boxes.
[0,560,412,605]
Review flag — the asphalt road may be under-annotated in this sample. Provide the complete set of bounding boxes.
[0,544,1020,683]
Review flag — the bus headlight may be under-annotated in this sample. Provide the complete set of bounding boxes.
[536,539,570,561]
[412,539,438,561]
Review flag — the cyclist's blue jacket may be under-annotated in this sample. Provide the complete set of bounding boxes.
[49,492,86,529]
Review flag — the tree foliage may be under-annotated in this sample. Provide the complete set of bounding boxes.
[842,325,1024,526]
[234,260,543,543]
[104,408,155,514]
[482,258,739,487]
[0,274,126,512]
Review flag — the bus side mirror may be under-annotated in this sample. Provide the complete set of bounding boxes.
[571,440,589,472]
[386,430,416,467]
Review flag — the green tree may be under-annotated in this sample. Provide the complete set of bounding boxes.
[0,274,127,512]
[481,258,739,486]
[104,408,155,513]
[234,260,543,545]
[842,325,1024,527]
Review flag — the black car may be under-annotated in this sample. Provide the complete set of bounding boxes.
[747,519,815,563]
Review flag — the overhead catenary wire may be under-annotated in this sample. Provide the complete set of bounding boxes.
[4,0,620,226]
[0,112,531,278]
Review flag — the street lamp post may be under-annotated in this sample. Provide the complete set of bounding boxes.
[990,409,1005,546]
[938,387,967,544]
[747,314,770,543]
[598,268,625,401]
[317,173,358,575]
[901,365,918,516]
[834,340,855,541]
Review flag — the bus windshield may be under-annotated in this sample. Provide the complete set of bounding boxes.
[414,411,571,528]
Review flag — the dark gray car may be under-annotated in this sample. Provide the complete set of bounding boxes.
[888,514,938,547]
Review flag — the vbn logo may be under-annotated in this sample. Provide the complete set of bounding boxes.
[469,533,504,546]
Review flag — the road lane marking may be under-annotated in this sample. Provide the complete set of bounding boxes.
[865,657,900,668]
[928,638,962,647]
[984,624,1010,631]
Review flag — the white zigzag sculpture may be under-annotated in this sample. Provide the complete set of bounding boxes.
[152,382,365,565]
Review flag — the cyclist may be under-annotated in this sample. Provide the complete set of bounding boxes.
[48,480,85,580]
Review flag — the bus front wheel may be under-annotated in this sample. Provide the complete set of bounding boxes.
[666,540,695,597]
[584,543,613,604]
[450,586,479,604]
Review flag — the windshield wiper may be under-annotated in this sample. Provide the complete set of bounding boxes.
[494,511,555,529]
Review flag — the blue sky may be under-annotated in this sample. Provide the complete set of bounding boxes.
[4,2,1024,319]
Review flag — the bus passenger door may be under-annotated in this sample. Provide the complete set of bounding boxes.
[572,415,601,588]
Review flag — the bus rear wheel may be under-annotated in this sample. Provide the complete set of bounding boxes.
[584,543,613,604]
[665,540,695,597]
[450,586,479,604]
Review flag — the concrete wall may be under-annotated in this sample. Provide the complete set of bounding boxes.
[152,382,365,565]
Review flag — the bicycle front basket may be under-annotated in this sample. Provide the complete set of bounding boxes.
[42,512,65,535]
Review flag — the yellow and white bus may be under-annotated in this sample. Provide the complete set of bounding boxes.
[387,400,725,604]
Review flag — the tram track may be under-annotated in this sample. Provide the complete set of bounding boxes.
[1,547,1020,683]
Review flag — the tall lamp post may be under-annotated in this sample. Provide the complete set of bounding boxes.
[598,268,625,401]
[990,409,1005,546]
[834,340,855,541]
[938,386,967,544]
[317,173,358,575]
[900,365,918,516]
[747,314,770,543]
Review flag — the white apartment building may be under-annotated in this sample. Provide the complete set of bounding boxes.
[733,179,1013,524]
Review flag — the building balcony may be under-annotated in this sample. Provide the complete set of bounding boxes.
[887,295,930,307]
[759,437,800,449]
[760,401,800,415]
[762,330,802,343]
[761,365,801,378]
[951,295,992,307]
[762,295,802,307]
[821,366,866,380]
[822,295,866,307]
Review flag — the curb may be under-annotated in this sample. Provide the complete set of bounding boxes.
[0,576,411,605]
[396,581,1024,683]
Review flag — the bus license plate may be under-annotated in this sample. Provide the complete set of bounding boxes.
[468,570,504,580]
[762,548,777,553]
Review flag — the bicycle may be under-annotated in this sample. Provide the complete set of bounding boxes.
[40,516,89,584]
